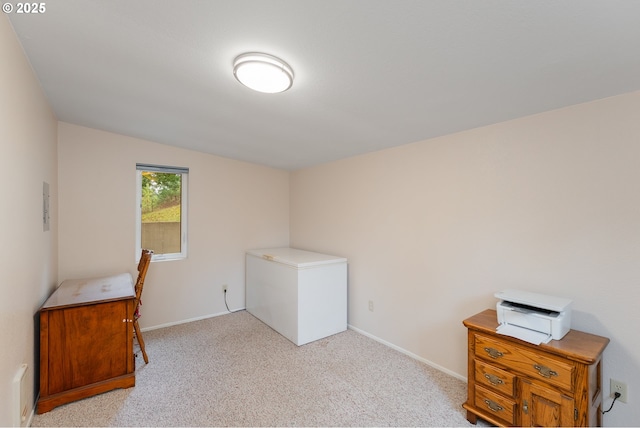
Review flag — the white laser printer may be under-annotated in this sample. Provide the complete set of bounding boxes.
[495,289,572,345]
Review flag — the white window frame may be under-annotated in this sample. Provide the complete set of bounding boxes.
[135,164,189,262]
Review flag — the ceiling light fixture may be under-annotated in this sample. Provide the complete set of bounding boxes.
[233,52,294,93]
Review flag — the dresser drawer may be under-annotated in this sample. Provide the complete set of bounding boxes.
[474,385,516,425]
[475,359,516,397]
[475,333,574,391]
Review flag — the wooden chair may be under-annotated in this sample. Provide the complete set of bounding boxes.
[133,249,153,364]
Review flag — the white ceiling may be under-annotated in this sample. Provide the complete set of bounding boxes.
[9,1,640,170]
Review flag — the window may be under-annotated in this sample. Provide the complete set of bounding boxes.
[136,164,188,261]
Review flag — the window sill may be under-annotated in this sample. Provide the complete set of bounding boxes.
[151,254,187,263]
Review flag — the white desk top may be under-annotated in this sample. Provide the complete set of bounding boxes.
[41,273,135,310]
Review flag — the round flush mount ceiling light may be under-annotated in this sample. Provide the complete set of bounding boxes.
[233,52,294,93]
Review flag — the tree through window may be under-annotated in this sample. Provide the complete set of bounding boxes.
[136,164,188,261]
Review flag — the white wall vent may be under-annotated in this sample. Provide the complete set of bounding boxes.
[13,364,28,427]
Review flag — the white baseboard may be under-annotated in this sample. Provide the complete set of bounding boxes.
[141,308,246,332]
[347,324,467,382]
[28,395,36,427]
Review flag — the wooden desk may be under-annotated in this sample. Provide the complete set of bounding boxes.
[37,273,136,414]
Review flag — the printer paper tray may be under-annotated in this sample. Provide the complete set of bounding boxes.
[497,323,552,345]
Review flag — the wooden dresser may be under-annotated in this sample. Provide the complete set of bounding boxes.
[37,273,136,414]
[463,309,609,427]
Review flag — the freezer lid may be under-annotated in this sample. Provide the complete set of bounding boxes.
[246,247,347,268]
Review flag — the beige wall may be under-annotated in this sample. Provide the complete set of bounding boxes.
[290,90,640,426]
[58,122,289,329]
[0,15,58,426]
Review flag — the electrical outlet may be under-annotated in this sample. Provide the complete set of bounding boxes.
[368,300,374,312]
[611,379,628,403]
[222,284,228,293]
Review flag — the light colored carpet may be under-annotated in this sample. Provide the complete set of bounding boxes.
[32,311,482,427]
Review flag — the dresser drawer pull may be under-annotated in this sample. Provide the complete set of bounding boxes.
[484,399,504,413]
[484,347,504,359]
[484,373,504,385]
[533,364,558,378]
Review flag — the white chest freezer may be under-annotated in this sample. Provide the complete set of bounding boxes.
[245,247,347,346]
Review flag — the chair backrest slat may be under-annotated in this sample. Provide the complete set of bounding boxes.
[134,249,153,308]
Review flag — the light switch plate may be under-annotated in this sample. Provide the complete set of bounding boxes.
[43,182,50,231]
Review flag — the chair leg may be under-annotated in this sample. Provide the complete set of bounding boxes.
[133,319,149,364]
